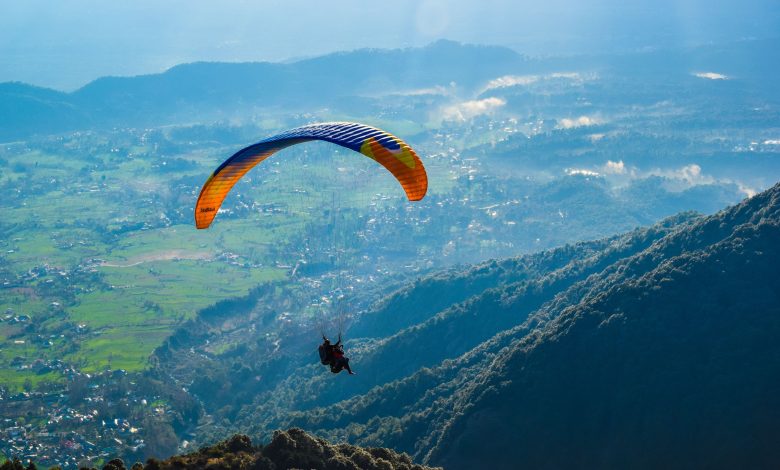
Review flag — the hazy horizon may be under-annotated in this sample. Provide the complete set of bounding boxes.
[2,0,778,90]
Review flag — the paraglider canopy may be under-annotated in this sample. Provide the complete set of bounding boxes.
[194,122,428,229]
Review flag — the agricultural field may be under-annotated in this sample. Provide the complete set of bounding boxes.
[0,123,435,389]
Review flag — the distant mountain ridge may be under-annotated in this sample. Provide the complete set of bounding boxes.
[2,37,778,141]
[0,40,530,141]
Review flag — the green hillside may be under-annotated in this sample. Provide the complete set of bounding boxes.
[244,183,780,469]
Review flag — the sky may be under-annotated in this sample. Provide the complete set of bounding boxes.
[1,0,778,90]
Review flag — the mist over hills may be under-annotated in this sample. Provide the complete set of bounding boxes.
[166,182,780,469]
[1,37,778,141]
[0,40,527,140]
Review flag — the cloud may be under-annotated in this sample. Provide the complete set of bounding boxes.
[566,168,600,177]
[558,115,599,129]
[441,97,506,121]
[565,162,707,183]
[482,72,587,93]
[568,160,755,199]
[693,72,728,80]
[483,75,539,91]
[644,164,716,190]
[550,72,581,79]
[737,184,757,198]
[649,164,757,198]
[669,164,709,184]
[564,160,630,179]
[603,160,626,175]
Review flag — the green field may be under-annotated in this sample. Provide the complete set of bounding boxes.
[0,120,448,390]
[0,130,299,388]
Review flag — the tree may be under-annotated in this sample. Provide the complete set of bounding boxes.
[142,418,178,461]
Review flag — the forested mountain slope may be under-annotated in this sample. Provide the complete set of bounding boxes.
[201,214,697,433]
[159,212,696,442]
[173,214,693,420]
[427,183,780,469]
[253,183,780,469]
